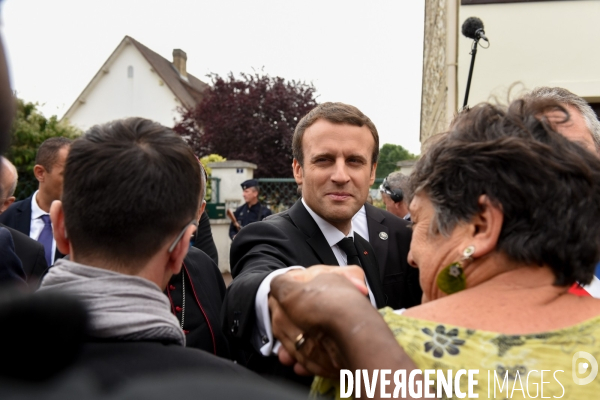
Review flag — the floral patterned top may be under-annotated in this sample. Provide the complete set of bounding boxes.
[312,307,600,399]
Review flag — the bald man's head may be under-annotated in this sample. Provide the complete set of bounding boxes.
[1,156,17,213]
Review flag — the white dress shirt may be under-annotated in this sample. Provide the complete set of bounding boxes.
[30,190,57,264]
[253,199,376,355]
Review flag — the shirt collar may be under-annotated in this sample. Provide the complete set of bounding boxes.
[301,198,354,248]
[352,205,366,222]
[30,190,47,220]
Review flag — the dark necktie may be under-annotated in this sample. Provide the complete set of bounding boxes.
[37,214,53,267]
[337,237,361,267]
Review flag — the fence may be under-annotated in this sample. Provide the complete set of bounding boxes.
[256,178,299,213]
[256,177,386,213]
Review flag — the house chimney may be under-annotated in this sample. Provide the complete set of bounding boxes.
[173,49,187,78]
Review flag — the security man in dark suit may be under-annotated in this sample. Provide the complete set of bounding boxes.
[1,157,48,285]
[0,137,71,268]
[228,179,272,239]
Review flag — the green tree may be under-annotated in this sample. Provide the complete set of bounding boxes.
[6,99,80,200]
[376,143,417,179]
[200,154,226,177]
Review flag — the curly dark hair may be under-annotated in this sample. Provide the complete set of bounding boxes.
[410,99,600,286]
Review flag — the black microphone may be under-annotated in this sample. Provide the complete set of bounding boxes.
[461,17,488,42]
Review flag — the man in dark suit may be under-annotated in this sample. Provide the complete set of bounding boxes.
[222,102,421,385]
[1,156,48,284]
[0,137,71,267]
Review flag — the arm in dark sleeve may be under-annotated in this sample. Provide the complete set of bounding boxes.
[221,219,301,348]
[192,211,218,265]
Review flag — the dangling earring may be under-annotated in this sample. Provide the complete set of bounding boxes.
[436,246,475,294]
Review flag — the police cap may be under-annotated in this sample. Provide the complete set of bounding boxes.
[241,179,259,190]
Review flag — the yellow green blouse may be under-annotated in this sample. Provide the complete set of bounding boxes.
[312,307,600,399]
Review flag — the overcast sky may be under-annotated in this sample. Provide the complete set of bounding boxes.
[1,0,425,154]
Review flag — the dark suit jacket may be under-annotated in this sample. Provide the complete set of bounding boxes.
[0,195,65,263]
[222,200,421,355]
[165,247,230,359]
[1,224,48,286]
[0,227,26,286]
[363,203,422,309]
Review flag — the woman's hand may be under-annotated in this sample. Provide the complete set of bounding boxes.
[269,268,374,378]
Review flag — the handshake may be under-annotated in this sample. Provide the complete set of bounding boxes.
[268,266,416,380]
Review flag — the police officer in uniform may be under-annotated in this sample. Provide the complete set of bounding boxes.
[228,179,272,239]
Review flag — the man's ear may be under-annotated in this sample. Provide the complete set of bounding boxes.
[469,195,503,258]
[50,200,70,255]
[33,164,45,183]
[292,159,303,186]
[167,224,196,276]
[197,200,206,220]
[369,162,377,185]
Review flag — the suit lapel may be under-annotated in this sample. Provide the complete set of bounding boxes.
[288,201,339,266]
[354,233,386,308]
[365,203,389,281]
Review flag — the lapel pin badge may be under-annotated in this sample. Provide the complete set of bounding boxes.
[364,251,368,255]
[379,232,388,240]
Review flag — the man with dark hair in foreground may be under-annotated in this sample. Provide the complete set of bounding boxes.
[37,118,254,389]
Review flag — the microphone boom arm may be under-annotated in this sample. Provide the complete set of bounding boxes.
[462,38,479,109]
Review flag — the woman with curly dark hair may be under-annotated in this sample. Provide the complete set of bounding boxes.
[269,98,600,399]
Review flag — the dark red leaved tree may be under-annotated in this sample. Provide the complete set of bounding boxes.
[174,72,318,177]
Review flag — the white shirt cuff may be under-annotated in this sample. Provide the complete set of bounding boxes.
[253,266,305,356]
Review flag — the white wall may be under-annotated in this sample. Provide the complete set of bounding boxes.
[212,166,255,208]
[65,43,182,130]
[458,1,600,106]
[209,163,256,273]
[210,219,231,273]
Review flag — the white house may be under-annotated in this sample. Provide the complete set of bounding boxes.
[458,0,600,110]
[62,36,208,130]
[420,0,600,146]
